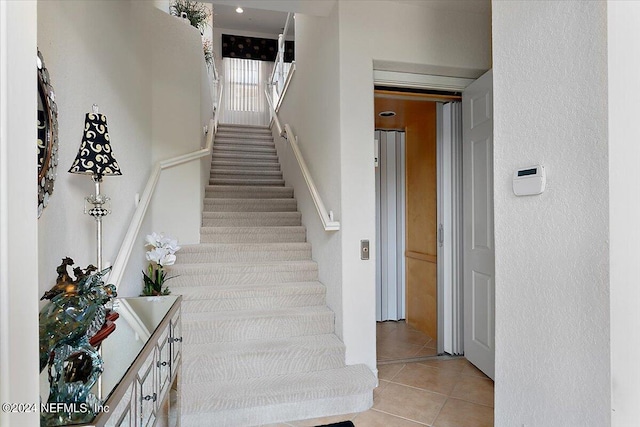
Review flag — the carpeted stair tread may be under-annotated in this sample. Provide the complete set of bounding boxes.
[203,198,298,212]
[178,281,326,310]
[178,124,374,424]
[169,260,318,287]
[170,259,318,276]
[200,226,306,243]
[181,364,376,412]
[181,334,345,382]
[201,211,302,227]
[182,306,335,343]
[205,186,294,199]
[214,140,275,148]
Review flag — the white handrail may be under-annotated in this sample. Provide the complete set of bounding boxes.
[264,88,340,231]
[109,118,216,290]
[214,82,224,133]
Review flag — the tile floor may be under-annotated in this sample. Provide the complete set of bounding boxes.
[260,321,494,427]
[376,321,437,362]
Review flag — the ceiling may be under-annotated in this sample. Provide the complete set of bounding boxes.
[209,0,489,39]
[211,2,293,36]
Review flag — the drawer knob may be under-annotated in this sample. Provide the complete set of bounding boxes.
[143,392,157,402]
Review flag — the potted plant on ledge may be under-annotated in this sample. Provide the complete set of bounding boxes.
[141,232,180,296]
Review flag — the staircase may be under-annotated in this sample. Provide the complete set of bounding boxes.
[173,124,376,427]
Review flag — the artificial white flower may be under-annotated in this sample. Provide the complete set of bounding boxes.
[146,247,168,264]
[145,232,164,248]
[160,253,176,266]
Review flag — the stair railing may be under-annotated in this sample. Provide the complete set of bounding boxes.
[109,118,216,291]
[265,88,340,231]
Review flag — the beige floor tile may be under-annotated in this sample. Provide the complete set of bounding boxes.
[374,379,391,402]
[389,325,432,347]
[461,362,490,379]
[288,413,356,427]
[417,358,470,374]
[377,363,405,381]
[353,409,426,427]
[413,345,438,357]
[373,382,446,425]
[391,362,460,395]
[450,375,494,407]
[377,339,425,360]
[377,321,400,337]
[433,398,494,427]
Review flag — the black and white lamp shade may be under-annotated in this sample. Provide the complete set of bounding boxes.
[68,113,122,179]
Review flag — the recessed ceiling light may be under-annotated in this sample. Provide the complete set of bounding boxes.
[236,7,244,13]
[379,111,396,117]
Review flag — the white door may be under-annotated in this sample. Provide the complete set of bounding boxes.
[462,70,495,380]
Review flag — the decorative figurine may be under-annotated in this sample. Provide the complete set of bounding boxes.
[39,258,117,426]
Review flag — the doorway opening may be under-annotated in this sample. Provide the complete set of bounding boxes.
[374,89,461,363]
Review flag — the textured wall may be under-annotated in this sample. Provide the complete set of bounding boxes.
[608,2,640,425]
[38,0,154,297]
[492,1,610,425]
[275,6,344,339]
[337,0,491,370]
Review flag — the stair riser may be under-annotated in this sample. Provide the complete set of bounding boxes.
[213,146,277,155]
[182,293,326,313]
[183,312,335,344]
[181,393,372,427]
[210,173,283,180]
[214,138,275,146]
[182,346,344,383]
[211,162,281,171]
[202,217,301,227]
[179,246,310,263]
[209,179,285,187]
[203,200,297,212]
[211,153,279,163]
[200,230,305,243]
[216,130,273,137]
[211,169,283,176]
[205,189,293,199]
[170,269,319,287]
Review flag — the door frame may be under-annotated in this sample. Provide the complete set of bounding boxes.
[373,69,491,359]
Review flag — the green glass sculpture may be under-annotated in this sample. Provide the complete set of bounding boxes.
[39,258,116,426]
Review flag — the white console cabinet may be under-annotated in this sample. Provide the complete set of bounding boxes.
[44,296,183,427]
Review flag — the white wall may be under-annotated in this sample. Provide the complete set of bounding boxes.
[38,0,154,297]
[0,1,40,425]
[608,2,640,425]
[148,6,213,247]
[336,0,491,370]
[38,0,213,299]
[276,6,344,337]
[492,2,610,425]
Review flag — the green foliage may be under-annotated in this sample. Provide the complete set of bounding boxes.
[141,264,172,296]
[170,0,211,32]
[203,39,213,68]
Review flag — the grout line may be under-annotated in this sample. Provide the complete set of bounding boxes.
[370,408,431,426]
[384,379,452,398]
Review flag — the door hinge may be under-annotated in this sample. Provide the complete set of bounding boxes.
[438,224,444,247]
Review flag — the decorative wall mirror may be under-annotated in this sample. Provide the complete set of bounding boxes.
[37,49,59,218]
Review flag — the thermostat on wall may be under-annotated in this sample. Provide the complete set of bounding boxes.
[513,165,546,196]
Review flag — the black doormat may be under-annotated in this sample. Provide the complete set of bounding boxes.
[316,422,354,427]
